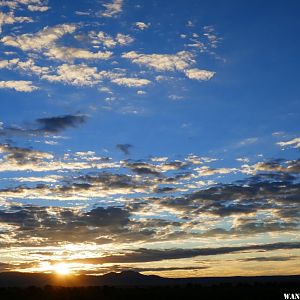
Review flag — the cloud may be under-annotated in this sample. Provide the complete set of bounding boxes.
[0,11,33,33]
[111,77,151,87]
[123,161,161,176]
[241,256,297,262]
[45,47,112,62]
[0,205,131,245]
[185,25,221,57]
[0,58,50,75]
[0,144,53,166]
[195,166,237,176]
[0,0,50,11]
[27,4,49,11]
[248,159,300,174]
[0,80,38,92]
[135,22,150,30]
[89,31,134,48]
[0,114,87,137]
[203,25,221,49]
[277,137,300,149]
[42,64,101,86]
[1,23,76,51]
[122,51,195,72]
[100,0,123,18]
[137,90,146,95]
[69,242,300,264]
[35,114,87,133]
[168,95,183,101]
[184,68,215,81]
[116,144,132,155]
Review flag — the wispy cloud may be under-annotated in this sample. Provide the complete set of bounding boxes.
[277,137,300,149]
[0,11,33,33]
[100,0,123,18]
[1,23,76,52]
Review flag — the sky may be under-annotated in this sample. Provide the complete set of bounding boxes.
[0,0,299,278]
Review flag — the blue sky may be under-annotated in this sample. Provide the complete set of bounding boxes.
[0,0,299,277]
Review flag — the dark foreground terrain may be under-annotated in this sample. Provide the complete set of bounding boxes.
[0,271,299,300]
[0,283,299,300]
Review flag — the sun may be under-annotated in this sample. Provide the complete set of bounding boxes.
[54,263,71,275]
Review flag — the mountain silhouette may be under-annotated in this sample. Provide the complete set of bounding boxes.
[0,271,299,287]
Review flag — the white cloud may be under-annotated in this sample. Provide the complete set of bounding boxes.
[0,58,49,75]
[137,90,146,95]
[111,77,151,87]
[12,58,49,75]
[203,25,220,49]
[45,47,112,61]
[89,31,134,48]
[0,11,33,33]
[0,80,38,92]
[277,137,300,149]
[1,24,76,51]
[195,166,237,176]
[0,0,49,10]
[101,0,123,18]
[27,5,49,11]
[115,33,134,45]
[236,157,250,163]
[186,20,195,27]
[122,51,195,71]
[184,68,215,81]
[168,94,183,100]
[42,64,102,86]
[135,22,150,30]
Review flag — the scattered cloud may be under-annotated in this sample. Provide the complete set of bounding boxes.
[89,31,134,48]
[0,80,38,92]
[100,0,123,18]
[0,58,50,75]
[184,68,215,81]
[0,11,33,33]
[35,114,87,133]
[111,77,151,87]
[68,242,300,264]
[45,47,112,62]
[0,0,50,11]
[1,23,76,52]
[42,64,101,86]
[27,4,49,12]
[135,22,150,30]
[122,51,195,72]
[277,137,300,149]
[116,144,132,155]
[168,94,183,101]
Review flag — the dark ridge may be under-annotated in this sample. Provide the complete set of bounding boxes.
[0,271,299,287]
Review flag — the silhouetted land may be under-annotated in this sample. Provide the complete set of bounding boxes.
[0,271,299,299]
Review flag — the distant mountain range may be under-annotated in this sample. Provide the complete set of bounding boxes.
[0,271,299,287]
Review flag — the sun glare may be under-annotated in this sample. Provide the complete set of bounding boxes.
[54,263,71,275]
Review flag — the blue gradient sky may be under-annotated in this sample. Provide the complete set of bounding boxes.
[0,0,299,277]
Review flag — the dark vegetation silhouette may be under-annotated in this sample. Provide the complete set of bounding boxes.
[0,271,299,299]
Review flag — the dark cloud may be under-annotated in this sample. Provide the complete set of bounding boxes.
[68,242,300,264]
[0,143,51,165]
[35,114,87,133]
[241,256,298,262]
[121,266,209,272]
[124,161,161,176]
[116,144,132,155]
[0,263,13,272]
[0,205,131,245]
[0,114,87,137]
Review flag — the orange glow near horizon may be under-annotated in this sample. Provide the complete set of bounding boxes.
[53,263,71,275]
